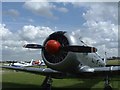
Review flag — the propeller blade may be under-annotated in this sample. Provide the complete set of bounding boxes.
[61,46,97,53]
[23,43,97,53]
[23,44,44,49]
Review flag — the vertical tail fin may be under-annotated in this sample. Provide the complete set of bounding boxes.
[38,60,41,65]
[103,45,107,65]
[104,52,107,65]
[30,59,34,65]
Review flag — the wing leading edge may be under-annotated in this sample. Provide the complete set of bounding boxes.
[1,65,120,78]
[78,66,120,77]
[1,66,65,78]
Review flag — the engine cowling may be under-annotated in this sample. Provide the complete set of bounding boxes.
[42,31,80,72]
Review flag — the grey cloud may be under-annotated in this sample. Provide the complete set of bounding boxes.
[23,2,68,19]
[23,2,57,19]
[56,7,69,13]
[4,9,20,17]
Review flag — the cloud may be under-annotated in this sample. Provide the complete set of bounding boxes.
[0,24,13,40]
[1,24,54,61]
[3,9,20,21]
[71,2,118,57]
[28,18,34,22]
[23,1,56,19]
[18,25,54,42]
[4,9,20,17]
[1,24,25,51]
[72,2,118,23]
[56,7,68,13]
[2,2,118,61]
[83,3,118,24]
[23,1,68,19]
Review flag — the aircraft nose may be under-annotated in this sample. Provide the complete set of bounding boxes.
[45,40,61,54]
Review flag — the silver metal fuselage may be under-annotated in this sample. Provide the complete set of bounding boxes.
[65,32,105,67]
[42,32,106,73]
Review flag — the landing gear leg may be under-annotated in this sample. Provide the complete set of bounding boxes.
[41,76,53,90]
[104,75,112,90]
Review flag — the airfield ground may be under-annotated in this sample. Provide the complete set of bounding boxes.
[1,60,120,90]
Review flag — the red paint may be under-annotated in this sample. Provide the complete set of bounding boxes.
[45,40,61,54]
[34,60,40,64]
[32,60,41,65]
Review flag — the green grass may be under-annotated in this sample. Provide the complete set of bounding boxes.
[2,70,45,88]
[107,60,120,65]
[1,60,120,89]
[1,69,120,90]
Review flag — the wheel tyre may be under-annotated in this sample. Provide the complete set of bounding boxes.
[104,85,112,90]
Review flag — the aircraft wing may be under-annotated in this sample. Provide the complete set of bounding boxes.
[1,66,64,78]
[1,65,120,78]
[79,66,120,77]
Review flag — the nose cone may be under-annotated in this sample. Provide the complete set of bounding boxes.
[45,40,61,54]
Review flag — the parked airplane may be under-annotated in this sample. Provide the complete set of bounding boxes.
[2,31,120,90]
[7,59,44,67]
[32,59,46,66]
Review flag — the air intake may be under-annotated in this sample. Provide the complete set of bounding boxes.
[42,31,69,64]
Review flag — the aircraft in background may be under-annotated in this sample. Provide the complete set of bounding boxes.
[39,60,46,66]
[2,31,120,90]
[5,59,45,67]
[32,59,46,66]
[10,59,34,67]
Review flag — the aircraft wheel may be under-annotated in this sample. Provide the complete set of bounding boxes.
[104,85,112,90]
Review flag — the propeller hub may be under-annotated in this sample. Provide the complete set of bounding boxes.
[45,40,61,54]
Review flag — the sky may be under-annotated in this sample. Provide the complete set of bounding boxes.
[1,1,119,61]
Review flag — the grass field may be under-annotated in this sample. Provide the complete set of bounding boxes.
[1,60,120,90]
[107,60,120,65]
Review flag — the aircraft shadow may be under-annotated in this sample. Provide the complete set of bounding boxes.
[53,78,103,90]
[2,79,100,90]
[2,78,119,90]
[56,78,119,90]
